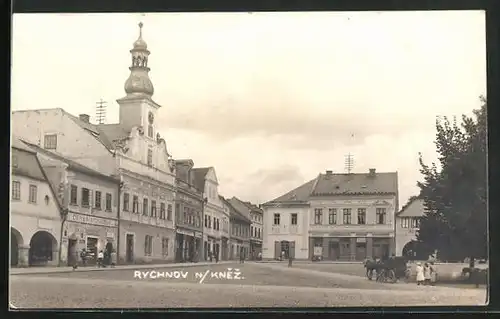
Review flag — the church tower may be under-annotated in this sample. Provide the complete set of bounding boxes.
[117,22,161,139]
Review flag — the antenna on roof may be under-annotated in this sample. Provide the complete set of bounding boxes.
[344,153,354,174]
[95,99,107,124]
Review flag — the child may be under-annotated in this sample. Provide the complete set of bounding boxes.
[416,262,425,285]
[424,263,432,285]
[110,250,117,268]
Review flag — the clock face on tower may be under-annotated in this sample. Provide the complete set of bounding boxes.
[148,112,154,124]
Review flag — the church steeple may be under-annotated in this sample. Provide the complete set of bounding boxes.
[124,22,154,97]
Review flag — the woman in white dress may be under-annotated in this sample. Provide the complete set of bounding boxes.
[415,262,425,285]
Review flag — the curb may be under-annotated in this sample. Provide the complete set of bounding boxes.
[10,261,235,276]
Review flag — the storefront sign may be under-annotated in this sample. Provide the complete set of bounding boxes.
[356,238,366,243]
[106,232,115,239]
[67,212,118,228]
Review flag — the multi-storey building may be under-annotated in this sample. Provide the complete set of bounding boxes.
[10,137,62,267]
[192,167,225,261]
[221,197,251,260]
[11,23,177,264]
[218,195,231,260]
[262,168,398,261]
[395,197,424,258]
[229,198,263,259]
[24,140,120,267]
[174,159,204,262]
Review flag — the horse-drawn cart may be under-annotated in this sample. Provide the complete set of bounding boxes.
[364,257,410,283]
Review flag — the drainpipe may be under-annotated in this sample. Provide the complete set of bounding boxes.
[58,208,68,266]
[117,180,123,264]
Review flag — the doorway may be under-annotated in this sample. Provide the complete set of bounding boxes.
[11,232,19,266]
[356,243,367,260]
[329,241,340,260]
[67,239,77,266]
[280,240,290,259]
[126,234,134,263]
[86,237,98,265]
[340,240,350,261]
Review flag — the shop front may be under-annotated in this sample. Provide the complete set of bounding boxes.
[62,212,118,266]
[176,228,202,262]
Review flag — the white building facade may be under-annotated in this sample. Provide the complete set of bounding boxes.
[10,138,62,267]
[395,197,424,257]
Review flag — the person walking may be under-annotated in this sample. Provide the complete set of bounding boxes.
[415,262,425,285]
[214,250,219,263]
[430,262,437,286]
[110,249,117,268]
[423,262,432,285]
[239,248,245,264]
[97,250,104,268]
[288,255,293,267]
[80,249,87,268]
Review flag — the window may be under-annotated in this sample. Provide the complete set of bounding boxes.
[376,208,386,224]
[70,185,78,205]
[29,184,37,203]
[273,213,280,225]
[213,217,217,230]
[291,213,298,225]
[148,125,154,138]
[12,155,18,168]
[162,237,169,256]
[44,134,57,150]
[410,217,420,228]
[251,226,254,237]
[167,204,173,220]
[151,200,157,217]
[258,229,261,238]
[204,215,208,227]
[401,217,408,228]
[105,193,112,211]
[357,208,366,224]
[147,148,153,166]
[143,198,149,216]
[160,203,166,219]
[123,193,130,211]
[81,188,90,207]
[328,209,337,225]
[12,181,20,200]
[133,195,139,213]
[343,208,352,224]
[144,235,153,256]
[314,208,323,225]
[94,191,102,210]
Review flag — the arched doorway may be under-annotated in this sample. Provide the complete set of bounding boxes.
[11,227,24,267]
[29,231,58,266]
[280,240,290,259]
[402,240,427,260]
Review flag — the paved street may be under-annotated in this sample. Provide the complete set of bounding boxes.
[10,262,486,308]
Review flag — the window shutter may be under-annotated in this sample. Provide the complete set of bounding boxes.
[89,190,94,212]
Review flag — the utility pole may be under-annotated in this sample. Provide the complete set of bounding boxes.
[95,99,107,124]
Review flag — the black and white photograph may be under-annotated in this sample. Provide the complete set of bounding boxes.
[9,11,488,308]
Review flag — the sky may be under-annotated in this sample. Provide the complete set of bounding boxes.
[11,11,486,207]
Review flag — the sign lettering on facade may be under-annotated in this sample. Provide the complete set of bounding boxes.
[67,212,118,228]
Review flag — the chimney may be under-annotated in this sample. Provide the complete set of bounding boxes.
[326,170,333,175]
[369,168,376,176]
[79,114,90,123]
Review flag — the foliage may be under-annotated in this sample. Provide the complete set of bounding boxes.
[416,96,487,262]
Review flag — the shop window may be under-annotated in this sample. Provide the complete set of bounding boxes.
[105,193,112,211]
[94,191,102,210]
[123,193,130,212]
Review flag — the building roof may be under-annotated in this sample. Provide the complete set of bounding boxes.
[19,139,119,183]
[220,196,251,223]
[228,197,252,219]
[311,172,398,196]
[397,198,425,218]
[264,170,398,206]
[11,137,46,181]
[191,167,210,192]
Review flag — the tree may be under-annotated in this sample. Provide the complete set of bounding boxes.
[416,96,487,264]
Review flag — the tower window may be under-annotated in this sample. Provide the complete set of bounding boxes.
[147,148,153,166]
[148,125,153,138]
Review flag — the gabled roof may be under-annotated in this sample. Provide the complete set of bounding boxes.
[191,167,210,192]
[228,197,252,219]
[20,139,119,183]
[220,196,251,223]
[11,137,46,181]
[264,178,317,205]
[311,172,398,196]
[397,198,425,218]
[240,200,263,214]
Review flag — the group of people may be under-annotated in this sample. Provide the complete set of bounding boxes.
[73,248,117,270]
[415,261,437,286]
